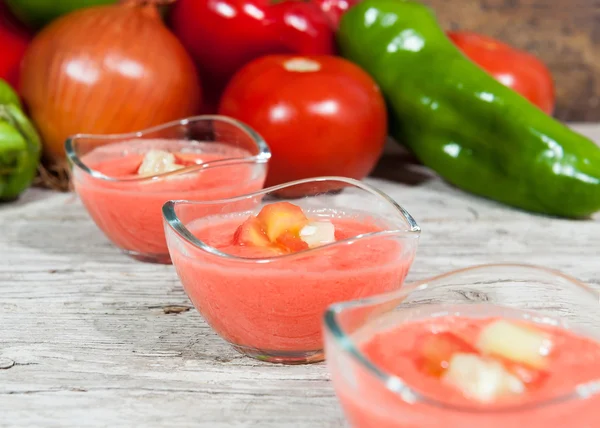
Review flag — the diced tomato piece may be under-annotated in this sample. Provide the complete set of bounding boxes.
[276,231,309,253]
[499,358,550,389]
[417,332,479,377]
[256,202,308,242]
[233,217,271,247]
[173,153,201,167]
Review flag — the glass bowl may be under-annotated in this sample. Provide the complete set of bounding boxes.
[323,263,600,427]
[162,176,421,364]
[66,115,270,264]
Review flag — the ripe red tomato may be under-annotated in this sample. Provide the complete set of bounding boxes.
[219,55,388,188]
[169,0,335,114]
[448,31,555,115]
[0,3,31,90]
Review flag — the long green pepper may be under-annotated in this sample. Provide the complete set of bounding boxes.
[0,79,41,201]
[337,0,600,218]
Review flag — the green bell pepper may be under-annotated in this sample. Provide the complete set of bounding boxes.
[4,0,117,29]
[337,0,600,218]
[0,79,41,201]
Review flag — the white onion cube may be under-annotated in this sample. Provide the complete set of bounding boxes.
[477,320,553,369]
[299,221,336,248]
[442,353,525,402]
[137,150,184,177]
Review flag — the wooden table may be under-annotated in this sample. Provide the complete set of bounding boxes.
[2,124,599,427]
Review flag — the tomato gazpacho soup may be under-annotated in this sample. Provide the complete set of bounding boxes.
[167,200,417,363]
[334,315,600,427]
[72,138,267,263]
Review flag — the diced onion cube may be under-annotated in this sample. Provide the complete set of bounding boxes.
[299,221,335,248]
[477,320,553,369]
[137,149,184,177]
[442,353,525,402]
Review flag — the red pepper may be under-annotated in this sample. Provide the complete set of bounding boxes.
[0,3,31,91]
[169,0,336,113]
[448,30,555,115]
[312,0,360,29]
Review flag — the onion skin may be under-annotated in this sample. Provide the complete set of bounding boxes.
[19,2,202,164]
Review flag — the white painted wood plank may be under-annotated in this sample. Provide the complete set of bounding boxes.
[1,124,599,427]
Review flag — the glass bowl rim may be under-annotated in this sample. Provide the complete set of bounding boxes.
[64,114,271,183]
[324,262,600,413]
[162,175,421,264]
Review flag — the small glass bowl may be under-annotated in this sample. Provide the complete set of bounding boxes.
[323,263,600,427]
[66,115,270,264]
[162,176,421,364]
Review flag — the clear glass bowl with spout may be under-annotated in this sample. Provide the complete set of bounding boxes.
[323,263,600,427]
[162,176,421,364]
[66,115,270,264]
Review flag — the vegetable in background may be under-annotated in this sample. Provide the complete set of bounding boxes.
[0,2,31,91]
[19,0,201,173]
[169,0,335,113]
[0,79,41,201]
[312,0,360,29]
[449,30,555,115]
[337,0,600,218]
[4,0,117,29]
[219,55,388,188]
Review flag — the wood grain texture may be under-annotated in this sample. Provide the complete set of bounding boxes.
[423,0,600,122]
[1,124,599,427]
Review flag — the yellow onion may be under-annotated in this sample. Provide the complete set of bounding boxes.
[19,0,202,170]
